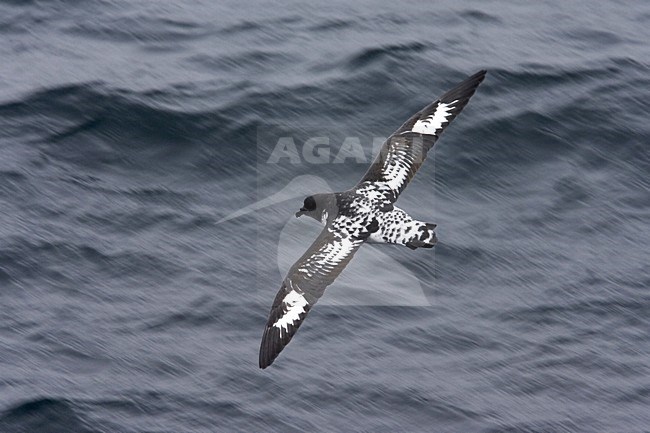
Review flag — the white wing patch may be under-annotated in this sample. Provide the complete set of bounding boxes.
[410,100,458,135]
[273,290,309,331]
[310,235,358,270]
[325,236,356,267]
[271,236,357,332]
[382,150,413,192]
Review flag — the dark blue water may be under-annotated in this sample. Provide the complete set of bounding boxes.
[1,0,649,431]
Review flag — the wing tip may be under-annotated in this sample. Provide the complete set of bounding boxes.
[438,69,487,104]
[465,69,488,82]
[259,326,279,369]
[258,323,300,369]
[474,69,488,78]
[259,305,310,369]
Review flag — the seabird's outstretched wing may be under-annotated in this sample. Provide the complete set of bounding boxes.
[259,226,364,368]
[358,70,486,202]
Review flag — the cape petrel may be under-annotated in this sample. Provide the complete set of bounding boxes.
[260,70,487,368]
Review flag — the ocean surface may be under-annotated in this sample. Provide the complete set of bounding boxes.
[1,0,649,432]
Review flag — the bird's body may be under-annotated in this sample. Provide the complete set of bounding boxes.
[259,70,487,369]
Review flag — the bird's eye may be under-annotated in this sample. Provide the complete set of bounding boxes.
[304,196,316,211]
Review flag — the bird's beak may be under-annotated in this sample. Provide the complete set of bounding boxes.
[295,208,307,218]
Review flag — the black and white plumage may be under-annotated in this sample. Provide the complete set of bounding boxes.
[259,70,487,369]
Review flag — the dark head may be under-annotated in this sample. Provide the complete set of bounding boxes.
[295,193,334,222]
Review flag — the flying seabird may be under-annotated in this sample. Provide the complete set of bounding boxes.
[259,70,487,369]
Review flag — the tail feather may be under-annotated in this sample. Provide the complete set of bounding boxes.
[406,223,438,249]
